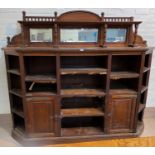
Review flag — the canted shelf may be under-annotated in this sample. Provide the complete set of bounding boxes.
[61,89,105,97]
[143,67,150,73]
[61,68,107,75]
[7,69,20,75]
[12,109,24,118]
[25,75,56,83]
[9,89,22,97]
[61,108,104,118]
[110,71,139,80]
[61,127,104,137]
[141,86,148,94]
[138,103,145,113]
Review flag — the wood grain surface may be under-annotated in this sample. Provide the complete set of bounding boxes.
[49,136,155,147]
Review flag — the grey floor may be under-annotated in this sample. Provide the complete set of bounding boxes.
[0,108,155,147]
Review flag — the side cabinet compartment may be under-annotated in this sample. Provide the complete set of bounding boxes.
[26,97,57,137]
[108,96,136,133]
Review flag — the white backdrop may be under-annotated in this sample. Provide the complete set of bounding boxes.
[0,8,155,114]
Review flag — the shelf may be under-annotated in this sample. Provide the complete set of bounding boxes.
[109,89,137,97]
[61,127,104,136]
[61,68,107,75]
[143,67,150,73]
[12,109,24,118]
[25,75,56,83]
[14,126,25,134]
[9,89,22,97]
[141,86,148,94]
[61,89,105,97]
[138,103,145,113]
[7,69,20,75]
[110,71,139,80]
[61,108,104,118]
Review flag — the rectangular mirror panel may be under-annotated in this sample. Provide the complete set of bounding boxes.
[30,28,52,42]
[60,28,98,43]
[106,28,127,42]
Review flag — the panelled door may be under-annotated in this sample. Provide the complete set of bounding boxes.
[108,96,136,133]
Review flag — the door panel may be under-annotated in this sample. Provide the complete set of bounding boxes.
[109,97,136,133]
[26,97,56,136]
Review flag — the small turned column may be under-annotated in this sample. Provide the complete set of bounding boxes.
[103,24,108,47]
[133,23,139,46]
[99,12,105,47]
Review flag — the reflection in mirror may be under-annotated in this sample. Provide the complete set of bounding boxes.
[30,29,52,42]
[106,28,126,42]
[60,29,98,43]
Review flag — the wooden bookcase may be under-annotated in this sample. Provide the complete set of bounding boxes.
[3,10,153,146]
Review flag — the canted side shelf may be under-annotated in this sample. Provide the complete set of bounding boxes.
[138,103,145,113]
[12,109,24,118]
[7,69,20,75]
[61,108,104,118]
[143,67,150,73]
[141,86,148,93]
[9,89,22,97]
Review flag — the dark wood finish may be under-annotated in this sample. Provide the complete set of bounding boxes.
[3,10,153,146]
[108,96,136,133]
[26,97,56,136]
[61,108,104,117]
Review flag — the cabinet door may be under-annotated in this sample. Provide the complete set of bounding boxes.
[109,97,136,133]
[26,97,56,136]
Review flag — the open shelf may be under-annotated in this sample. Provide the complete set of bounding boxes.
[61,127,104,137]
[141,86,148,94]
[10,94,24,118]
[7,55,20,74]
[10,74,21,90]
[24,56,56,76]
[25,75,56,83]
[13,113,25,133]
[61,74,106,89]
[109,89,137,95]
[9,89,22,97]
[111,55,141,73]
[143,67,150,73]
[61,56,108,70]
[138,103,145,113]
[61,97,105,109]
[61,116,104,136]
[61,108,104,118]
[12,109,24,118]
[144,54,151,68]
[110,71,139,79]
[25,82,57,94]
[7,69,20,75]
[61,89,105,97]
[61,68,107,75]
[110,78,138,93]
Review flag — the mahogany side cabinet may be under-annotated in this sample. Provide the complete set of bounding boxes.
[2,10,153,146]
